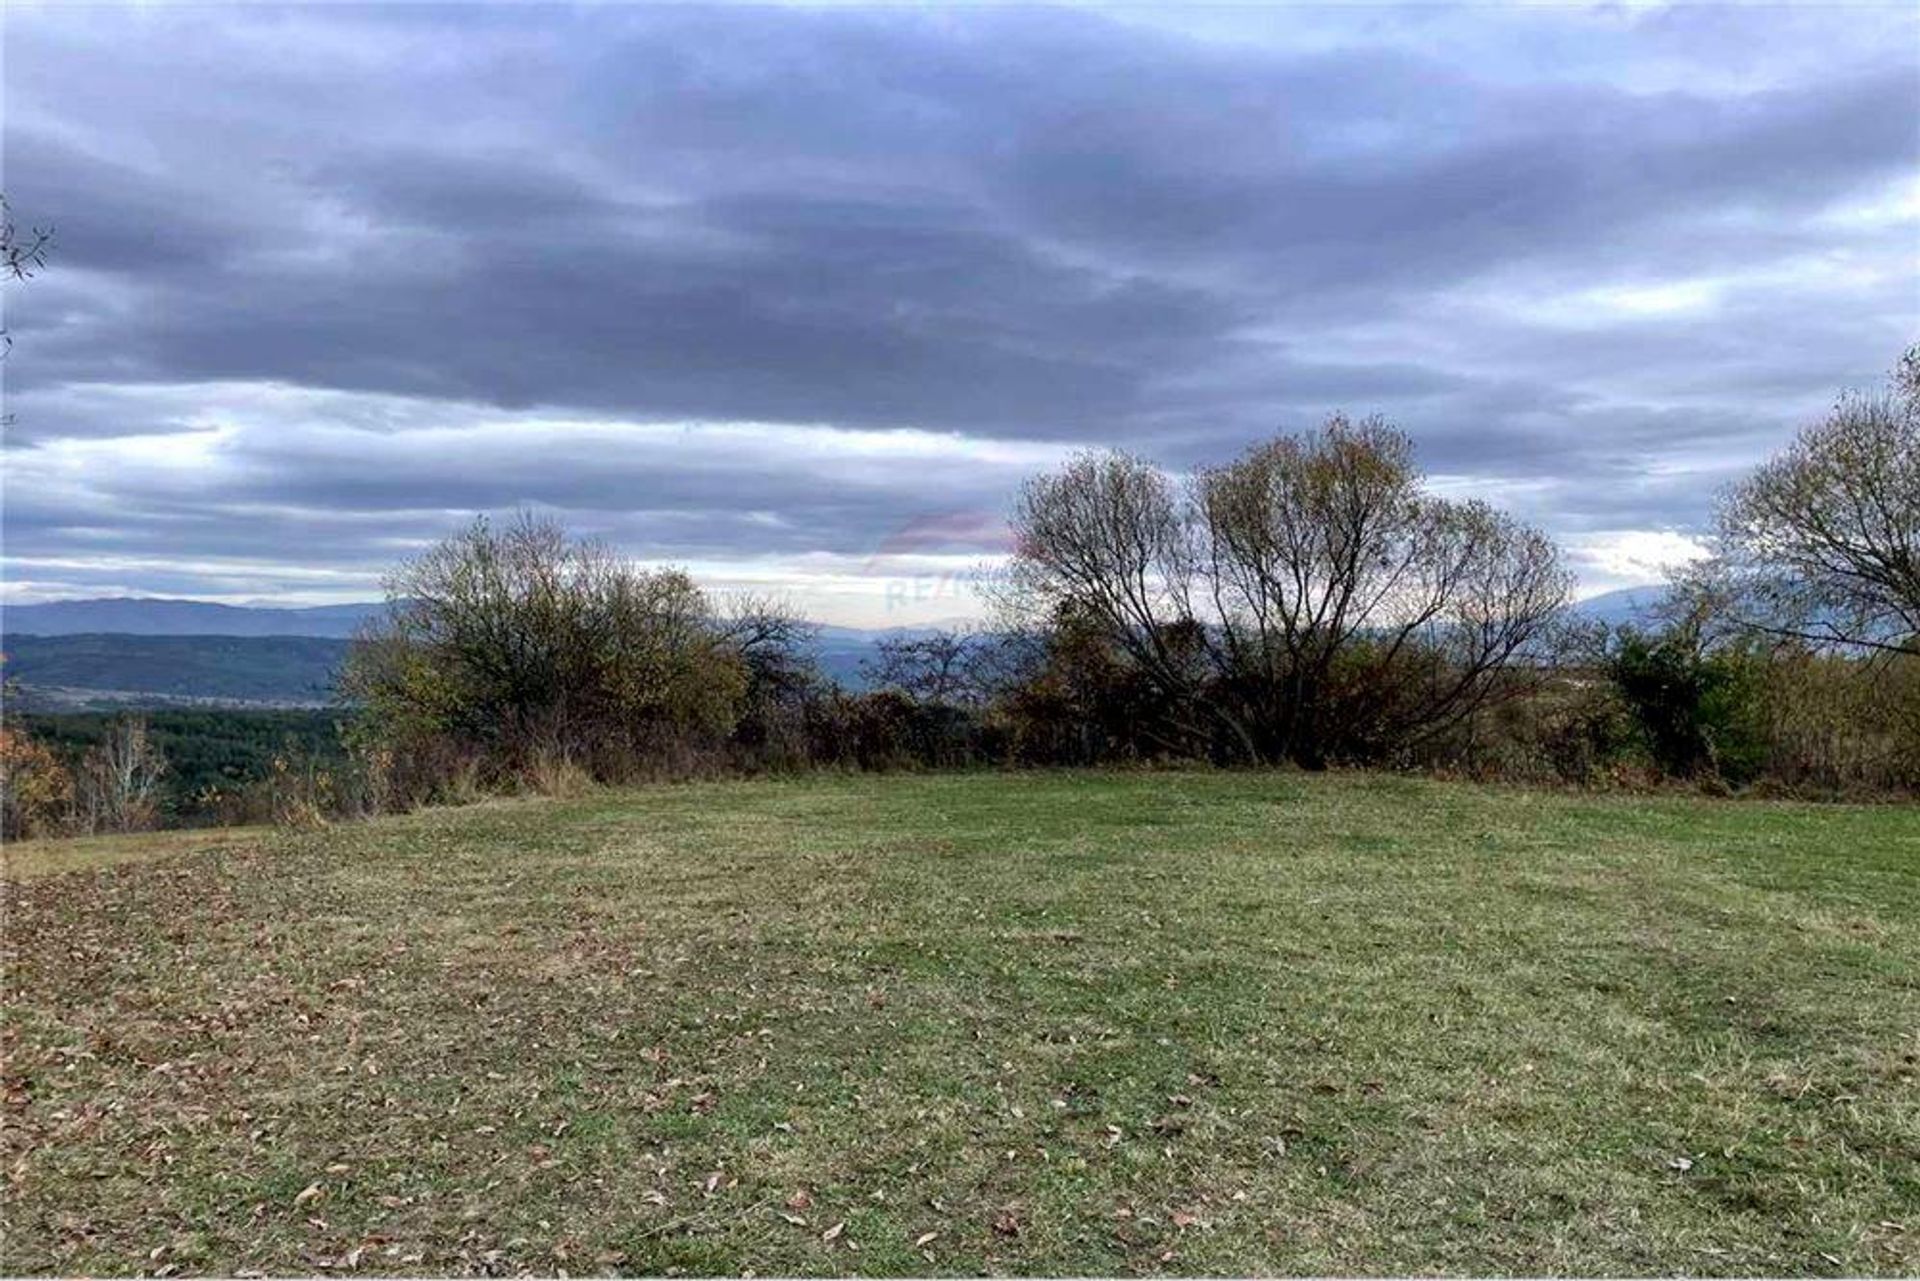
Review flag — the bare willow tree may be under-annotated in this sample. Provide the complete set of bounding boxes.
[1705,347,1920,654]
[1007,450,1232,756]
[718,592,823,765]
[1009,415,1570,767]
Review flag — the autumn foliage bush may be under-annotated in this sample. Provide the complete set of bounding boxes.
[0,727,73,840]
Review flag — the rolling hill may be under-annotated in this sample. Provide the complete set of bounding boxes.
[0,634,349,708]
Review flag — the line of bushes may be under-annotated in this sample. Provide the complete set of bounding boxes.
[5,599,1912,844]
[7,353,1916,838]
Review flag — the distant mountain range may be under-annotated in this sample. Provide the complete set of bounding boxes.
[2,590,1672,710]
[1,597,386,638]
[0,597,944,707]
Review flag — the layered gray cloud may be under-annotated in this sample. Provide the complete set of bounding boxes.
[2,3,1915,622]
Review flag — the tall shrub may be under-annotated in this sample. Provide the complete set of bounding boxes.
[342,513,746,795]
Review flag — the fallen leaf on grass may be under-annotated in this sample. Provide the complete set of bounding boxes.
[913,1231,940,1248]
[293,1183,324,1207]
[821,1221,845,1243]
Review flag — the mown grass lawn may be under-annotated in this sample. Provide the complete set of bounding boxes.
[3,771,1916,1276]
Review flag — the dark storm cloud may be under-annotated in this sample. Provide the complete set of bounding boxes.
[2,3,1916,611]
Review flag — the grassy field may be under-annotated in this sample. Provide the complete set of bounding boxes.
[3,772,1916,1276]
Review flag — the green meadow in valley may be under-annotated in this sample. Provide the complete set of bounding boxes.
[4,771,1916,1275]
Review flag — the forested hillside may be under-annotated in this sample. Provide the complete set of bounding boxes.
[2,634,348,705]
[14,708,346,825]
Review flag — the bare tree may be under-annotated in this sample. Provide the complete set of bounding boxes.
[1006,450,1235,753]
[76,716,167,833]
[865,629,988,707]
[1,193,54,425]
[720,592,819,681]
[718,593,824,763]
[1708,347,1920,654]
[1,194,52,284]
[1198,415,1425,761]
[1008,416,1571,766]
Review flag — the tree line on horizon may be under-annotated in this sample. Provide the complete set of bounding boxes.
[5,348,1916,838]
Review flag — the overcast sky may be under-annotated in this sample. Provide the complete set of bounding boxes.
[3,3,1915,626]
